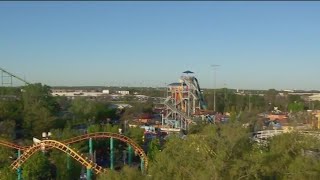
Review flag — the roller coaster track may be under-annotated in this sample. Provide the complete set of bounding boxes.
[193,77,207,110]
[0,67,30,86]
[10,140,104,174]
[0,132,148,174]
[60,132,148,171]
[0,140,26,150]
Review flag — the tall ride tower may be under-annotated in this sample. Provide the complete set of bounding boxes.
[162,71,207,130]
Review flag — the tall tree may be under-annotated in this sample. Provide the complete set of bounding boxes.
[22,153,52,180]
[69,97,96,121]
[97,166,144,180]
[22,83,57,137]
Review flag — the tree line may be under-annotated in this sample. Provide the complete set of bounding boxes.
[98,123,320,180]
[1,84,320,179]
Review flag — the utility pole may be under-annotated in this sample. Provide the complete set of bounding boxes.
[248,93,251,112]
[211,65,220,112]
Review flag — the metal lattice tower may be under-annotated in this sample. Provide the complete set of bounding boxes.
[0,67,30,87]
[162,71,207,130]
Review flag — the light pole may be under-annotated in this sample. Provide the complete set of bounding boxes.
[248,93,251,112]
[211,65,220,112]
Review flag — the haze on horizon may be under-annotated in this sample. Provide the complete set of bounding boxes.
[1,2,320,90]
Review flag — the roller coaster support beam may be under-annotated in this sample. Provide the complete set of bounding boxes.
[87,138,93,180]
[110,137,114,170]
[67,145,70,170]
[89,138,93,159]
[86,167,91,180]
[141,158,144,174]
[17,149,21,180]
[0,67,30,85]
[128,145,132,165]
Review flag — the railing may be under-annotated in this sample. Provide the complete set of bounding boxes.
[253,130,320,142]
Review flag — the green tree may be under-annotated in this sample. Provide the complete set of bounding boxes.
[22,153,52,180]
[22,83,58,113]
[87,124,101,133]
[127,127,144,146]
[54,96,71,111]
[49,127,83,180]
[97,166,144,180]
[288,102,304,112]
[148,135,216,180]
[101,124,120,133]
[261,133,320,179]
[22,83,57,137]
[0,120,16,139]
[50,150,82,180]
[265,89,278,104]
[148,123,258,180]
[288,95,303,103]
[0,100,23,122]
[69,98,116,124]
[0,87,21,96]
[120,102,153,122]
[147,139,160,162]
[69,97,96,121]
[0,166,16,180]
[95,103,117,122]
[24,104,55,137]
[0,145,16,180]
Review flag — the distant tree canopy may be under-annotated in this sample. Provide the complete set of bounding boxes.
[2,84,320,180]
[99,123,320,180]
[69,97,117,124]
[22,83,57,137]
[22,153,52,180]
[203,89,266,113]
[288,102,304,112]
[120,101,153,122]
[203,88,315,113]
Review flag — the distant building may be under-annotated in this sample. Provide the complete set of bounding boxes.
[283,89,294,93]
[116,90,130,95]
[51,91,104,97]
[102,90,110,94]
[109,104,133,110]
[140,125,156,132]
[267,114,288,121]
[312,110,320,129]
[308,94,320,101]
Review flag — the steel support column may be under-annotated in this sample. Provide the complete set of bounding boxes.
[141,158,144,174]
[67,145,70,170]
[17,149,21,180]
[86,167,91,180]
[87,138,93,180]
[110,137,114,170]
[128,145,133,165]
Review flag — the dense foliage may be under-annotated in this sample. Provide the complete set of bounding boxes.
[1,85,320,179]
[98,124,320,180]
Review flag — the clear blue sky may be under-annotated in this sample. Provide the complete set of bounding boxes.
[1,2,320,90]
